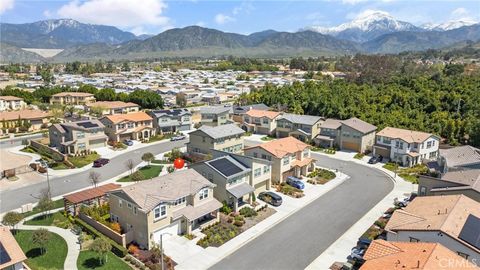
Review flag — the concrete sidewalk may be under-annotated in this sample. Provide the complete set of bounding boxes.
[164,170,350,270]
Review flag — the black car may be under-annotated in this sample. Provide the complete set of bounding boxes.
[258,192,283,206]
[93,158,110,168]
[368,155,383,164]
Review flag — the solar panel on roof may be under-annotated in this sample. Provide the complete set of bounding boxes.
[209,158,243,177]
[0,243,11,265]
[459,214,480,250]
[77,122,99,128]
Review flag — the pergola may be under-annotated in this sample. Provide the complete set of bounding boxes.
[63,183,121,216]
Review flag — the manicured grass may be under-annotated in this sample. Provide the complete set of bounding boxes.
[50,162,70,170]
[22,199,64,219]
[147,133,174,143]
[260,136,275,141]
[14,230,68,270]
[354,153,365,159]
[152,159,171,164]
[118,165,163,182]
[383,162,397,171]
[68,153,101,168]
[24,211,71,228]
[399,173,419,184]
[77,251,131,270]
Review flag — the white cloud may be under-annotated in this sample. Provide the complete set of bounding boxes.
[43,10,52,18]
[215,13,235,25]
[342,0,394,4]
[451,7,468,18]
[57,0,170,28]
[449,7,477,22]
[0,0,14,14]
[347,9,391,20]
[195,21,206,27]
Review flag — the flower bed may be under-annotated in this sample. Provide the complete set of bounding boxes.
[307,168,336,185]
[276,183,304,198]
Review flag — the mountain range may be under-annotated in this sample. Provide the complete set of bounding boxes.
[1,14,479,62]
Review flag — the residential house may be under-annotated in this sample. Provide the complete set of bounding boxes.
[0,109,50,132]
[100,112,155,142]
[108,169,222,249]
[0,227,28,270]
[276,113,323,143]
[438,146,480,173]
[244,136,314,183]
[49,119,108,154]
[200,105,232,127]
[232,103,270,123]
[373,127,440,167]
[314,118,342,148]
[0,96,26,111]
[418,169,480,202]
[187,124,245,157]
[385,195,480,262]
[148,108,192,134]
[50,92,96,105]
[85,101,140,115]
[339,117,377,153]
[241,109,281,136]
[361,240,478,270]
[191,151,272,211]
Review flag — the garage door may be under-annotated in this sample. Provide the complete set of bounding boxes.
[342,141,360,152]
[254,181,267,195]
[373,146,390,158]
[89,139,106,149]
[152,220,180,244]
[282,169,294,182]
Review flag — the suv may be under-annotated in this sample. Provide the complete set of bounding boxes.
[93,158,110,168]
[286,176,305,190]
[368,155,383,164]
[258,192,283,206]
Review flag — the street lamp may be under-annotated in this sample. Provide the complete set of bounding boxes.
[159,232,172,270]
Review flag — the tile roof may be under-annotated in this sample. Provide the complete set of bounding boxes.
[320,118,342,130]
[0,96,22,101]
[377,127,436,143]
[0,227,27,269]
[197,123,245,139]
[103,111,152,124]
[0,109,50,121]
[440,145,480,168]
[249,136,310,158]
[52,92,94,97]
[341,117,377,134]
[245,109,281,119]
[86,101,139,109]
[64,183,121,204]
[111,169,215,212]
[361,240,478,270]
[278,113,323,126]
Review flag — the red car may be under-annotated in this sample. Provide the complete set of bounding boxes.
[93,158,110,168]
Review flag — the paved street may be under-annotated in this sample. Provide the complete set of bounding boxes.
[210,153,394,270]
[0,139,187,212]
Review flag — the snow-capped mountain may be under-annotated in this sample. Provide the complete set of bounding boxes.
[305,11,421,43]
[421,20,479,31]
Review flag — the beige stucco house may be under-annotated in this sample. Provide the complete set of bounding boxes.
[85,101,140,115]
[200,106,232,127]
[241,109,281,136]
[0,109,50,133]
[339,117,377,153]
[187,123,245,157]
[100,111,155,142]
[0,96,26,111]
[49,119,108,154]
[50,92,96,105]
[108,169,222,249]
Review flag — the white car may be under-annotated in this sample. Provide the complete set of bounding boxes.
[170,135,186,141]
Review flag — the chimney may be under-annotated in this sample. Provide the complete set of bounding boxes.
[416,260,420,268]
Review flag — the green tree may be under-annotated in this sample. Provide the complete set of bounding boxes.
[176,92,187,107]
[32,228,50,255]
[95,88,116,101]
[131,170,145,182]
[37,190,53,217]
[2,211,23,232]
[141,152,155,167]
[90,238,111,265]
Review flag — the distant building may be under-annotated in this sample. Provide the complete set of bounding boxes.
[0,96,26,111]
[49,119,108,154]
[314,118,342,148]
[148,108,192,134]
[0,226,28,270]
[85,101,139,115]
[100,111,155,142]
[418,169,480,202]
[232,103,270,123]
[50,92,96,105]
[0,109,50,132]
[200,105,232,127]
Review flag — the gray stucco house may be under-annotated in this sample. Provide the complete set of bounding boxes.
[49,119,108,154]
[148,108,192,133]
[187,123,245,157]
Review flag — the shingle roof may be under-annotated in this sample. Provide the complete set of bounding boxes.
[439,169,480,193]
[377,127,435,143]
[111,169,215,212]
[0,227,27,269]
[341,117,377,134]
[361,240,477,270]
[233,104,270,114]
[320,118,342,130]
[200,105,232,115]
[440,145,480,168]
[248,136,309,158]
[58,119,105,131]
[278,113,322,126]
[245,109,281,120]
[102,111,152,124]
[150,108,191,118]
[197,123,245,139]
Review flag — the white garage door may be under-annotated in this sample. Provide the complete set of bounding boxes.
[152,220,180,244]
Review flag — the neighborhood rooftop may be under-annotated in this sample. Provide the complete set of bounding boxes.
[86,101,139,109]
[0,109,50,121]
[439,145,480,167]
[436,169,480,193]
[52,92,94,97]
[103,111,152,123]
[200,105,232,114]
[251,136,310,158]
[279,113,322,125]
[377,127,435,143]
[197,123,245,139]
[149,108,191,117]
[341,117,377,134]
[53,119,105,133]
[64,183,121,204]
[245,109,281,119]
[0,227,27,270]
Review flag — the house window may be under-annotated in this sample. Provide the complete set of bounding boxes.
[77,132,85,139]
[263,165,270,173]
[261,154,267,159]
[427,141,432,148]
[199,188,209,200]
[253,152,258,158]
[254,168,261,177]
[262,118,268,124]
[127,203,132,209]
[174,196,186,206]
[303,149,308,157]
[154,205,167,220]
[409,237,420,243]
[78,143,86,150]
[420,186,427,196]
[429,152,437,159]
[119,199,123,208]
[457,252,469,259]
[283,156,289,165]
[134,207,137,215]
[202,137,206,143]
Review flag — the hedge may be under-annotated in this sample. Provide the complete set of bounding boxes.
[74,217,127,257]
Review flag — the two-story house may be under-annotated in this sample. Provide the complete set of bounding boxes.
[85,101,140,115]
[232,103,270,123]
[418,169,480,203]
[100,111,155,142]
[385,195,480,263]
[276,113,323,143]
[200,105,232,127]
[314,118,342,148]
[191,151,272,211]
[0,109,51,132]
[187,124,245,157]
[244,136,314,183]
[373,127,440,167]
[50,92,96,105]
[148,108,192,134]
[0,96,26,111]
[108,169,221,249]
[241,109,281,136]
[339,117,377,153]
[49,119,108,154]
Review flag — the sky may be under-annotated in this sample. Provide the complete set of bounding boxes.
[1,0,479,35]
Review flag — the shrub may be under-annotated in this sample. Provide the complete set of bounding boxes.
[74,218,127,257]
[110,222,121,233]
[233,220,244,227]
[128,244,139,254]
[354,153,365,159]
[239,207,257,218]
[220,201,232,214]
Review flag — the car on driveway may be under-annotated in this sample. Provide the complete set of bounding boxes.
[258,192,283,206]
[286,176,305,190]
[368,155,383,164]
[123,139,134,146]
[170,135,186,141]
[93,158,110,168]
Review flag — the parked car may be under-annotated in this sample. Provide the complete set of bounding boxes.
[123,139,134,146]
[368,155,383,164]
[170,135,186,141]
[396,193,417,207]
[350,247,366,261]
[93,158,110,168]
[258,192,283,206]
[286,176,305,190]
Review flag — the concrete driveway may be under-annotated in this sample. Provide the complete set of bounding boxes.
[210,153,394,270]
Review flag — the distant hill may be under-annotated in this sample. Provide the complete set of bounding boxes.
[0,43,46,63]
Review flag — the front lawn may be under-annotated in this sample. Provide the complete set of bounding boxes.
[383,163,427,184]
[118,165,163,182]
[22,199,64,218]
[24,211,71,229]
[147,133,174,143]
[14,230,68,270]
[261,136,275,141]
[68,153,101,168]
[77,251,131,270]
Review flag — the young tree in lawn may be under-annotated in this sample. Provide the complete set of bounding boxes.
[131,171,144,182]
[37,189,54,218]
[90,237,111,265]
[125,159,134,175]
[32,228,50,255]
[89,171,101,187]
[2,212,23,233]
[141,152,155,167]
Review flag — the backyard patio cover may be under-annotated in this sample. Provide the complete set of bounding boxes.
[64,183,121,204]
